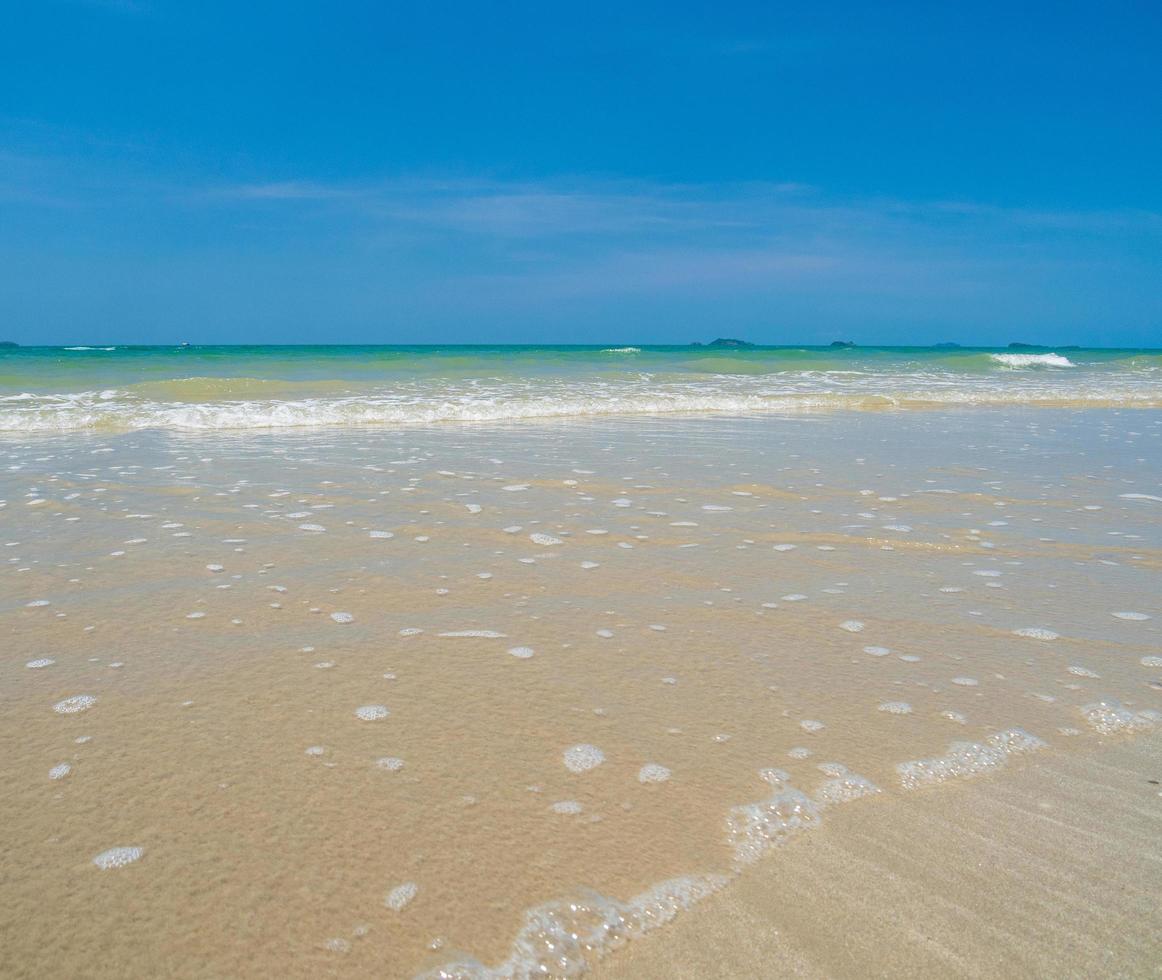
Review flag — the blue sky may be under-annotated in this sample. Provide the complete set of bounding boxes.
[2,0,1160,346]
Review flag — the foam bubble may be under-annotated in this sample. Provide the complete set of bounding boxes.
[1140,656,1162,668]
[439,630,506,638]
[93,846,143,869]
[1079,700,1158,735]
[49,762,72,780]
[1013,627,1059,640]
[331,611,354,624]
[530,533,563,546]
[863,646,890,657]
[878,701,913,714]
[727,786,820,865]
[53,695,96,714]
[507,646,534,659]
[563,744,605,773]
[385,882,418,911]
[420,875,726,979]
[638,763,672,784]
[375,757,405,771]
[26,658,55,669]
[838,620,865,633]
[550,800,583,814]
[897,728,1046,790]
[355,705,389,721]
[1111,611,1151,621]
[814,769,880,806]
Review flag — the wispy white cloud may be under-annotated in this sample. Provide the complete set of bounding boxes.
[3,150,1160,342]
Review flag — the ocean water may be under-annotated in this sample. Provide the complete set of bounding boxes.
[2,344,1161,430]
[2,352,1160,977]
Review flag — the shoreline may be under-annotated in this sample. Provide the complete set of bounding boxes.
[2,409,1158,978]
[596,734,1162,980]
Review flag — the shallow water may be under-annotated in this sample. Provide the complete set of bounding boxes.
[2,344,1161,430]
[1,409,1159,977]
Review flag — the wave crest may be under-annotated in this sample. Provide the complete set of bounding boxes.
[1,379,1159,432]
[989,352,1076,368]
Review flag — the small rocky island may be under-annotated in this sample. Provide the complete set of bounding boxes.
[691,338,755,348]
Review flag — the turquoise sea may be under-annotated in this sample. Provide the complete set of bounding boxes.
[2,344,1160,430]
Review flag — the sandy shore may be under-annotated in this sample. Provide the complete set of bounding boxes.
[599,735,1162,979]
[3,414,1159,978]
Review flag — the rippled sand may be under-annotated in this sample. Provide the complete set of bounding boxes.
[1,410,1159,978]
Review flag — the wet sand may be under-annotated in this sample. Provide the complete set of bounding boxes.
[1,410,1159,978]
[601,736,1162,979]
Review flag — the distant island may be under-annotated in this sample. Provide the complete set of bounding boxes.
[1009,342,1080,351]
[691,338,755,348]
[0,341,18,348]
[829,340,856,349]
[933,342,961,349]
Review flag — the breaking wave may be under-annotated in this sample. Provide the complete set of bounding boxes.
[988,352,1076,368]
[0,378,1158,431]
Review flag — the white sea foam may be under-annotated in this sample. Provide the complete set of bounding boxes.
[989,352,1076,368]
[93,846,143,869]
[439,630,506,638]
[897,728,1046,789]
[563,744,605,773]
[53,695,96,714]
[727,781,825,865]
[637,763,672,784]
[1079,700,1158,735]
[385,882,418,911]
[1013,627,1059,640]
[420,875,727,979]
[4,366,1158,433]
[550,800,583,814]
[354,705,389,721]
[813,768,880,806]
